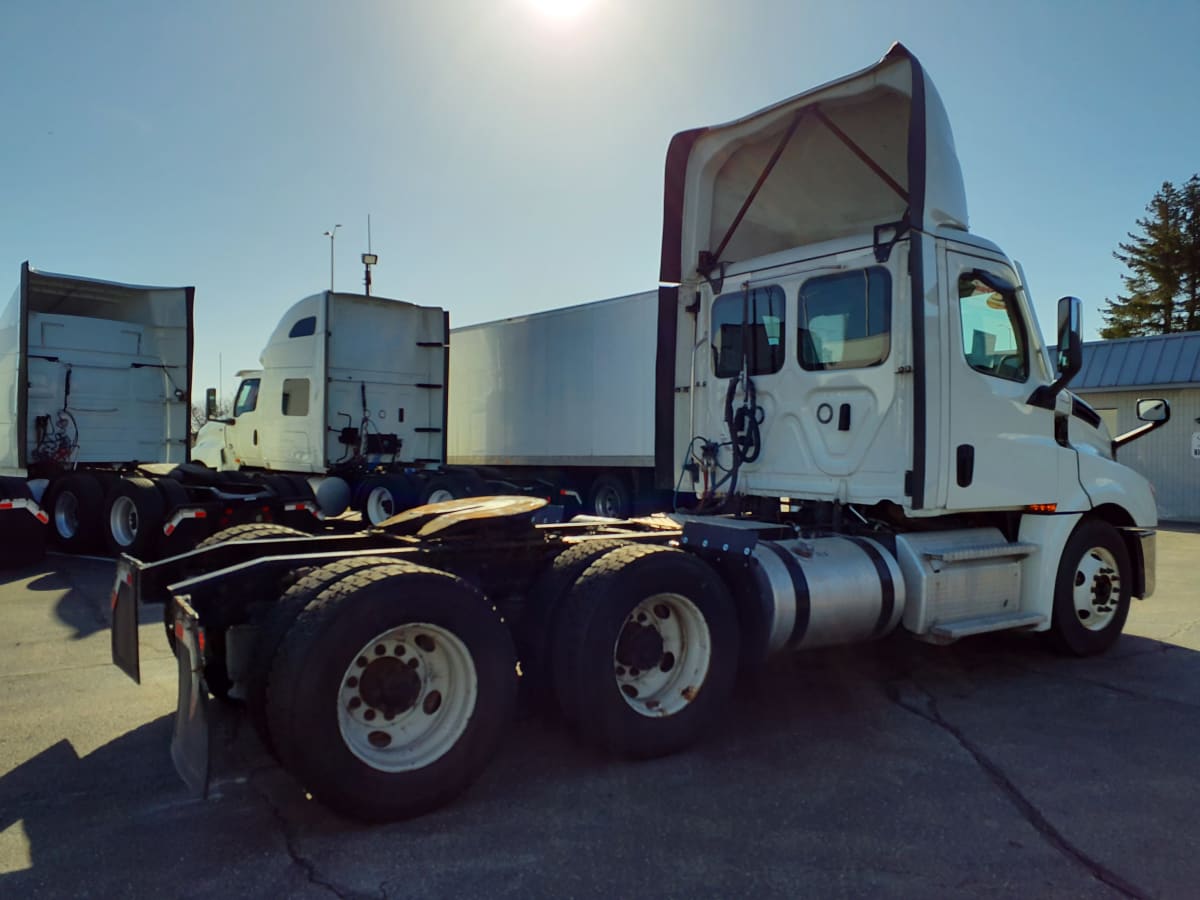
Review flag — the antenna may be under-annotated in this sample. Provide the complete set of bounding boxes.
[362,214,378,296]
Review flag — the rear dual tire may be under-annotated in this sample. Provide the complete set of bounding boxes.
[551,544,739,759]
[266,562,517,822]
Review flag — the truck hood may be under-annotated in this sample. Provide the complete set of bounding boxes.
[658,42,967,284]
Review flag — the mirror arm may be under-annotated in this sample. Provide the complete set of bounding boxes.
[1112,419,1164,454]
[1112,403,1172,455]
[1026,373,1073,411]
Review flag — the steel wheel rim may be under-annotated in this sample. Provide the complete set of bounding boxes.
[594,486,622,517]
[337,623,477,772]
[612,592,711,718]
[109,496,139,547]
[426,488,455,505]
[54,491,79,539]
[364,486,396,525]
[1072,545,1122,631]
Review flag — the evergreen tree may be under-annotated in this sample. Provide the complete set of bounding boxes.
[1100,175,1200,338]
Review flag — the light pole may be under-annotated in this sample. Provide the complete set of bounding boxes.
[323,224,342,292]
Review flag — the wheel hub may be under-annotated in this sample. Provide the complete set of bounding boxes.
[357,656,422,717]
[1073,547,1122,631]
[616,622,664,672]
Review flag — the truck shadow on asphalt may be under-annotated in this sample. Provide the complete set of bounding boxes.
[4,554,161,642]
[3,628,1197,896]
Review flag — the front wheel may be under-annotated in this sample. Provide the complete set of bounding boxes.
[1049,519,1132,656]
[266,562,517,822]
[553,544,738,759]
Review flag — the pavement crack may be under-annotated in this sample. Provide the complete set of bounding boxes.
[886,679,1150,900]
[247,772,350,899]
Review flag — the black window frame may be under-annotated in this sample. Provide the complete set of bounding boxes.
[288,316,317,338]
[957,272,1030,383]
[711,284,787,378]
[797,267,892,371]
[233,378,260,417]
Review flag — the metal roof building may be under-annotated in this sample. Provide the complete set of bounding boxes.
[1073,332,1200,391]
[1069,332,1200,522]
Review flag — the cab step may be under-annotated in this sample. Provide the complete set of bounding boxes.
[929,611,1047,641]
[922,541,1039,563]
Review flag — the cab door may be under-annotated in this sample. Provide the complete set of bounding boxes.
[226,377,265,469]
[943,249,1075,510]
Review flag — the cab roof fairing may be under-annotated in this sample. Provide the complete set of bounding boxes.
[657,43,968,286]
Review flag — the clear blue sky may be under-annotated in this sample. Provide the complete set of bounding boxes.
[3,0,1198,402]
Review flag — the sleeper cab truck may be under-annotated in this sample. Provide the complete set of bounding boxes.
[111,43,1167,823]
[193,289,668,524]
[0,263,316,565]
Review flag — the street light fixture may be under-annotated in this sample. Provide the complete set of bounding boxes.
[323,224,342,292]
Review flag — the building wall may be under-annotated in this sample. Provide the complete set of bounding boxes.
[1077,387,1200,522]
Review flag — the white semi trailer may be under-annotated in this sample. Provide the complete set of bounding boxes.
[447,290,661,517]
[194,289,666,521]
[0,264,316,564]
[113,44,1169,823]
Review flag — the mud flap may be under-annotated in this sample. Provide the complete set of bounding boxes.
[169,597,211,799]
[110,560,141,683]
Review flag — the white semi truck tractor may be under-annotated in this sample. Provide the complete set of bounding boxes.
[112,43,1168,823]
[193,288,666,522]
[0,264,317,565]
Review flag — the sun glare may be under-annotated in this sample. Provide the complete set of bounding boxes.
[526,0,593,18]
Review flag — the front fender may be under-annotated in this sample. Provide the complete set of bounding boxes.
[191,422,228,470]
[1077,452,1158,527]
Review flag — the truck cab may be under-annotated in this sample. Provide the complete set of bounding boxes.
[657,43,1159,528]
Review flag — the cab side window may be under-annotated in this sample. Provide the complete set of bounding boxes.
[288,316,317,338]
[798,268,891,370]
[233,378,260,416]
[958,274,1029,382]
[711,285,786,378]
[281,378,310,416]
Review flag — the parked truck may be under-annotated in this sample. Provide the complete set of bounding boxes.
[190,290,492,524]
[193,288,667,522]
[0,264,318,565]
[112,43,1169,823]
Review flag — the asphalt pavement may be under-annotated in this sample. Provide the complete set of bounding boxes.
[0,527,1198,899]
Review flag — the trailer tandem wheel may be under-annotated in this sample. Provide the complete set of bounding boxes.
[587,473,633,518]
[417,474,467,506]
[358,474,417,525]
[266,562,517,822]
[1049,518,1133,657]
[553,544,739,759]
